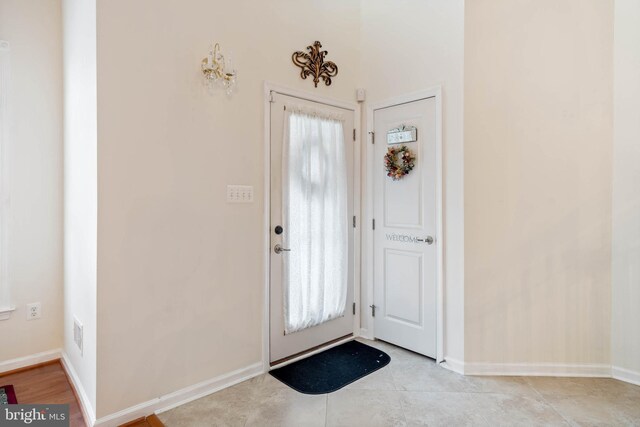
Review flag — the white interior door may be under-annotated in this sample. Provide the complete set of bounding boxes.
[270,92,356,363]
[373,97,438,358]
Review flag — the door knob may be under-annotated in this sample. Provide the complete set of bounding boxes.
[416,236,434,245]
[274,244,291,254]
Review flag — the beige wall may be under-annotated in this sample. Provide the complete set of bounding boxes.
[612,0,640,378]
[464,0,614,364]
[0,0,63,362]
[95,0,361,416]
[62,0,97,414]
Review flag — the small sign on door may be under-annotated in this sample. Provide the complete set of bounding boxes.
[387,125,417,145]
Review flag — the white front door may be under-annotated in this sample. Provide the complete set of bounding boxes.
[373,97,438,358]
[269,91,356,363]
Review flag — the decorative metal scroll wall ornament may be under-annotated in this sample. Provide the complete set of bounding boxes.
[291,41,338,88]
[387,125,418,145]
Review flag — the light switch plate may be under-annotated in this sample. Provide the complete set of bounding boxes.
[227,185,254,203]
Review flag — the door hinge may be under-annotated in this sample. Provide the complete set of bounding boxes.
[370,304,376,317]
[353,128,356,141]
[372,219,376,230]
[353,215,356,228]
[369,131,375,144]
[352,302,356,315]
[269,91,275,103]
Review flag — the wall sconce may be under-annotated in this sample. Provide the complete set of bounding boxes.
[201,43,237,95]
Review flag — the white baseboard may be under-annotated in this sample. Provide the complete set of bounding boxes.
[441,358,612,378]
[93,362,263,427]
[0,349,61,374]
[463,361,611,377]
[612,366,640,386]
[60,352,96,427]
[358,328,373,340]
[441,357,465,374]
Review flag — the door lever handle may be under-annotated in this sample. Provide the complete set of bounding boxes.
[274,244,291,254]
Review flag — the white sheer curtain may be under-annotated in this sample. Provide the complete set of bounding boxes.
[282,108,348,334]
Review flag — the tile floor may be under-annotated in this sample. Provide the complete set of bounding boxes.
[158,339,640,426]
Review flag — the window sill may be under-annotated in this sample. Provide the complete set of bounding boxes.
[0,307,15,321]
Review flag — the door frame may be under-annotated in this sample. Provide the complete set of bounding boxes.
[363,87,444,363]
[262,82,362,371]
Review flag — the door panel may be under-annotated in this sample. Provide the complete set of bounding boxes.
[384,163,423,228]
[269,92,355,363]
[384,249,422,326]
[373,97,437,358]
[385,183,422,227]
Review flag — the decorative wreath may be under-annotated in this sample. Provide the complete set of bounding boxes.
[384,145,416,180]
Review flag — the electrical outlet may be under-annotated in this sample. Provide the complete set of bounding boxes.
[73,317,83,355]
[227,185,254,203]
[26,302,41,320]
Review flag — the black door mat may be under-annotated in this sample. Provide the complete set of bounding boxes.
[269,340,391,394]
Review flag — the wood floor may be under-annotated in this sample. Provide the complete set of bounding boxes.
[121,415,165,427]
[0,361,165,427]
[0,361,86,426]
